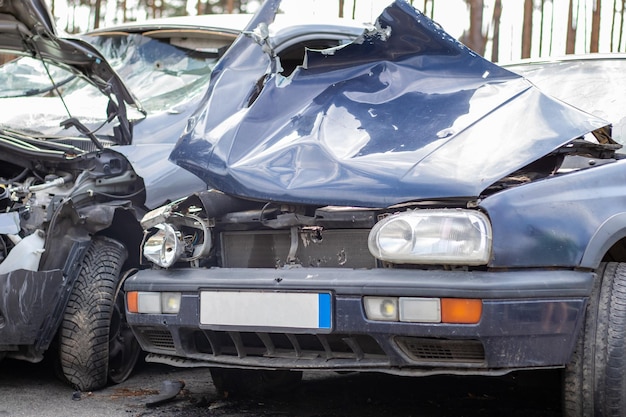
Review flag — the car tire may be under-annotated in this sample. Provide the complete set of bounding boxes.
[58,236,141,391]
[210,367,303,397]
[563,262,626,416]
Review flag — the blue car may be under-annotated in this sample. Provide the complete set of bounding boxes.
[125,1,625,414]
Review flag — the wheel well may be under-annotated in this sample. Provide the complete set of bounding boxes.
[602,237,626,263]
[580,213,626,269]
[97,209,143,270]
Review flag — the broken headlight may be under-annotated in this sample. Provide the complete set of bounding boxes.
[141,203,213,268]
[143,223,184,268]
[368,209,492,265]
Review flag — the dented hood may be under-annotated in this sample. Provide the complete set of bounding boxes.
[0,0,139,115]
[170,0,608,208]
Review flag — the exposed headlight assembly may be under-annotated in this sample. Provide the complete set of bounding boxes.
[368,210,492,265]
[143,223,184,268]
[142,208,212,268]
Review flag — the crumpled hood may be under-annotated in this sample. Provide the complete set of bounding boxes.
[170,0,609,208]
[0,0,139,117]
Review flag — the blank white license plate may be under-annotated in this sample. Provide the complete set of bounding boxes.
[199,291,332,330]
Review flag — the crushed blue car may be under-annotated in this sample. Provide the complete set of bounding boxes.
[125,1,625,414]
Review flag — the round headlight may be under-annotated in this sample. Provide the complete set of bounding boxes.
[143,223,183,268]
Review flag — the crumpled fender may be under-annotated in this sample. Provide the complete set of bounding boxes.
[0,269,64,347]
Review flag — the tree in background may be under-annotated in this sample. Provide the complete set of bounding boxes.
[590,0,601,51]
[60,0,626,60]
[521,0,533,58]
[461,0,486,55]
[196,0,252,14]
[490,0,502,62]
[566,0,577,53]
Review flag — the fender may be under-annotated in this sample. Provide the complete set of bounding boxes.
[580,212,626,269]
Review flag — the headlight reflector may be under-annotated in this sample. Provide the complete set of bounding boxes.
[143,223,183,268]
[368,210,491,265]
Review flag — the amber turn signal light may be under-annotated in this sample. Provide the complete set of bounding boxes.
[127,291,139,313]
[441,298,482,324]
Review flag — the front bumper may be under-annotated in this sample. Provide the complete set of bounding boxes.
[125,267,593,376]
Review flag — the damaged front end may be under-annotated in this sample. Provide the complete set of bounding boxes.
[125,1,626,411]
[0,133,144,362]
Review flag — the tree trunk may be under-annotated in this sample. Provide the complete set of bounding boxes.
[539,0,545,56]
[549,0,555,54]
[590,0,601,52]
[521,0,533,58]
[338,0,344,18]
[465,0,486,55]
[566,0,577,54]
[621,0,626,51]
[491,0,502,62]
[120,0,127,22]
[93,0,101,29]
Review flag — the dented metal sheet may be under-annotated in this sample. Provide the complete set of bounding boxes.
[170,0,609,207]
[0,269,64,346]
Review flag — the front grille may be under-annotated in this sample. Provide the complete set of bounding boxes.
[138,329,176,351]
[191,330,386,361]
[220,229,376,268]
[395,337,485,363]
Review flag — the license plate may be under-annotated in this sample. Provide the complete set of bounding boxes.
[199,291,332,330]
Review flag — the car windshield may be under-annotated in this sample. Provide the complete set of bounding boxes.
[0,33,220,134]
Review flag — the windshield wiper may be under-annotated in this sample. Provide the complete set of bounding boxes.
[60,117,104,151]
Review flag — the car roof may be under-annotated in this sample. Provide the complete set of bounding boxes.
[88,13,368,52]
[501,52,626,67]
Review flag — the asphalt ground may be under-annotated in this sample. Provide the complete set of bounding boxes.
[0,358,562,417]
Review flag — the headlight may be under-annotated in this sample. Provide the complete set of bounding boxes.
[368,210,492,265]
[143,223,184,268]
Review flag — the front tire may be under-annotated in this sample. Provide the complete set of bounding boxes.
[563,262,626,416]
[58,237,141,391]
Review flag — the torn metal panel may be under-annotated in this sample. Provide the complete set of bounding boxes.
[0,269,64,346]
[170,0,609,207]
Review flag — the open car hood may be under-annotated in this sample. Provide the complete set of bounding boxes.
[170,0,610,208]
[0,0,140,140]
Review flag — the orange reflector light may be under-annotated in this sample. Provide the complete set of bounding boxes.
[441,298,482,324]
[127,291,139,313]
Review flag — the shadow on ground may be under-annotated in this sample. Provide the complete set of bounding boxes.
[0,357,561,417]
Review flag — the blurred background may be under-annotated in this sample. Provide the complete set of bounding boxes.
[46,0,626,63]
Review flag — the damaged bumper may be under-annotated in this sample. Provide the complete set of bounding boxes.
[125,267,592,375]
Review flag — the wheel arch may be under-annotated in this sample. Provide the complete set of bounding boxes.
[580,212,626,269]
[96,207,144,271]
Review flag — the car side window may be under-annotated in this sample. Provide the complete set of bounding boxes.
[278,39,348,76]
